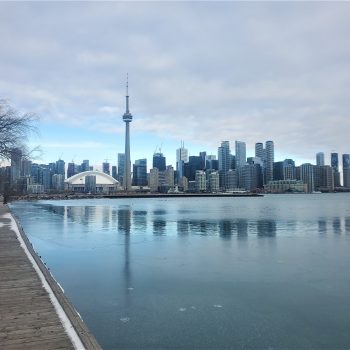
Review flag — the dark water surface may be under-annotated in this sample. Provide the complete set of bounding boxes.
[10,194,350,349]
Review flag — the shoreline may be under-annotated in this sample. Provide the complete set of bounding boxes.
[7,192,264,201]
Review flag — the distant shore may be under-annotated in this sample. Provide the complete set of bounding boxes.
[6,192,264,201]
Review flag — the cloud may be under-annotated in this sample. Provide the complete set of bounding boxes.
[1,2,350,164]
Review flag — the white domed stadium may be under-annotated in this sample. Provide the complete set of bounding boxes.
[65,171,119,194]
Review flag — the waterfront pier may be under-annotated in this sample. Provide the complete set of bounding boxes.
[0,203,100,349]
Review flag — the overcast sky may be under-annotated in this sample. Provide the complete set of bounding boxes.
[1,2,350,168]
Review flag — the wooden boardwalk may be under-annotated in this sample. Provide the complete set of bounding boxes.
[0,204,100,349]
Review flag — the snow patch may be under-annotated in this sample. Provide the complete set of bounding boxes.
[2,212,85,350]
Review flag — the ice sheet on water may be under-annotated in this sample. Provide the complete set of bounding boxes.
[120,317,130,323]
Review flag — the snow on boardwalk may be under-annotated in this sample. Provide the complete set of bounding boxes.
[0,203,100,350]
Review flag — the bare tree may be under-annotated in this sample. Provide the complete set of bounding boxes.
[0,100,38,160]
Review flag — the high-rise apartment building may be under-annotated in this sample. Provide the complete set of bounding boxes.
[195,170,206,192]
[117,153,125,185]
[255,142,264,160]
[55,159,65,179]
[265,141,274,184]
[300,163,314,193]
[343,154,350,188]
[112,166,117,180]
[331,152,341,187]
[132,159,147,186]
[235,141,246,169]
[316,152,325,166]
[102,162,110,175]
[218,141,231,172]
[153,153,166,171]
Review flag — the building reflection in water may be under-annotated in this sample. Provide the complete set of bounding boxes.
[153,219,166,235]
[318,220,327,234]
[219,220,233,238]
[345,217,350,233]
[257,220,276,237]
[132,211,147,232]
[116,207,132,317]
[177,220,189,236]
[332,217,342,234]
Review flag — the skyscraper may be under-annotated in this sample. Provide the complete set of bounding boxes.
[117,153,125,185]
[218,141,230,172]
[153,153,166,171]
[132,159,147,186]
[343,154,350,188]
[300,163,314,193]
[235,141,246,168]
[316,152,325,166]
[265,141,274,184]
[122,77,133,191]
[255,143,264,160]
[102,162,110,175]
[176,141,188,181]
[331,152,341,187]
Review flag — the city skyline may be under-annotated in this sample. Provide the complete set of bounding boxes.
[1,2,350,167]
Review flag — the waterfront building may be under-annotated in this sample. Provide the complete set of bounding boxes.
[122,77,133,191]
[165,165,175,189]
[343,154,350,188]
[265,180,306,193]
[195,170,206,192]
[283,159,296,180]
[226,169,238,191]
[52,174,65,192]
[265,141,274,184]
[27,184,45,194]
[149,168,159,192]
[117,153,125,185]
[208,171,219,192]
[178,176,188,192]
[316,152,325,166]
[240,164,262,192]
[153,153,166,171]
[273,161,284,181]
[132,159,147,187]
[313,165,334,192]
[300,163,314,193]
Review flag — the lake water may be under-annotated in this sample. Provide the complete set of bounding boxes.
[9,194,350,349]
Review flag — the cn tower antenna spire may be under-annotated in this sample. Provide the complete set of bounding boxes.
[126,73,129,113]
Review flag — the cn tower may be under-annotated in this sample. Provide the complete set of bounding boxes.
[122,75,132,191]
